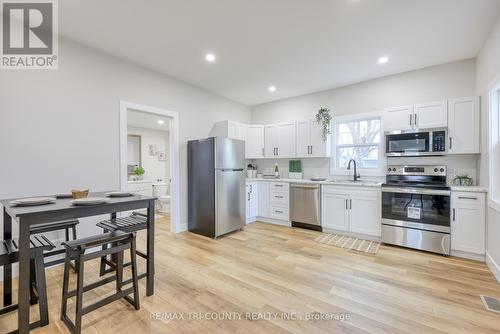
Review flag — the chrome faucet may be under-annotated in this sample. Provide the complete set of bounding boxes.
[347,159,360,181]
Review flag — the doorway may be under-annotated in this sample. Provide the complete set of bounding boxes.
[119,101,181,233]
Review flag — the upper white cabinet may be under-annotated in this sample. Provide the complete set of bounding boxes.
[265,123,296,158]
[246,125,265,159]
[448,97,480,154]
[227,121,247,141]
[413,100,448,129]
[384,100,447,131]
[451,191,485,255]
[296,120,331,158]
[321,186,381,237]
[384,105,414,131]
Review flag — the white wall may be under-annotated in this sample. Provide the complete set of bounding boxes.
[128,126,170,183]
[0,37,251,239]
[476,16,500,282]
[251,59,479,181]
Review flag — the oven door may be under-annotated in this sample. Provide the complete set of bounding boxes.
[385,131,430,156]
[381,187,450,233]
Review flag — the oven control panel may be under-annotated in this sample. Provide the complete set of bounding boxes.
[386,165,447,176]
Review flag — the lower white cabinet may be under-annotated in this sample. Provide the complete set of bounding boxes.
[245,182,258,223]
[253,180,290,222]
[321,186,381,237]
[257,181,270,218]
[451,191,486,255]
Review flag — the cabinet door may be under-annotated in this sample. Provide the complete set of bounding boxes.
[321,192,349,231]
[451,192,485,254]
[249,182,258,220]
[296,120,311,157]
[277,123,296,158]
[349,192,381,237]
[246,125,265,158]
[384,105,413,131]
[448,97,480,154]
[414,100,447,129]
[264,125,279,158]
[310,120,330,157]
[258,181,270,218]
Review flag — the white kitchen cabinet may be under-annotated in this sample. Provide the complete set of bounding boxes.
[321,186,381,237]
[448,97,480,154]
[258,181,270,217]
[321,191,350,231]
[451,191,486,255]
[246,125,265,158]
[265,123,296,158]
[413,100,448,129]
[296,120,330,158]
[350,191,381,236]
[245,182,258,223]
[127,180,153,196]
[383,105,414,131]
[228,121,247,141]
[269,182,289,220]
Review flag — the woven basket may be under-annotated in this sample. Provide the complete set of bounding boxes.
[71,189,89,199]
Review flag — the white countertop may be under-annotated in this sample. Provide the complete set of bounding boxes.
[246,178,383,188]
[450,186,488,193]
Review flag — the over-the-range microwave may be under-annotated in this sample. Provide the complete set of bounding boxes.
[385,127,447,157]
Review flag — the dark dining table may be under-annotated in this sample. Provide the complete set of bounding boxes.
[0,192,156,334]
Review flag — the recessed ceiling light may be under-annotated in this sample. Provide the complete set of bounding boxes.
[157,120,165,125]
[268,86,277,92]
[378,56,389,64]
[205,53,216,63]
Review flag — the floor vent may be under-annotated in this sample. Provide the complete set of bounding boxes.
[480,295,500,314]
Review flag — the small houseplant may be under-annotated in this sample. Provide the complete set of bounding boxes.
[316,107,332,141]
[133,166,145,180]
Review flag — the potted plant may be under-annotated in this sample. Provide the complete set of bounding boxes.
[316,107,332,141]
[133,166,145,180]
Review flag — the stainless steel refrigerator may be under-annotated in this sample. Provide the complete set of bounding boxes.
[188,137,246,238]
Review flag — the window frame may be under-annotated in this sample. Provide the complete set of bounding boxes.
[330,111,385,176]
[489,79,500,213]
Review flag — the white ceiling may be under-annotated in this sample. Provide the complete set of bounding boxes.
[127,110,170,131]
[60,0,500,106]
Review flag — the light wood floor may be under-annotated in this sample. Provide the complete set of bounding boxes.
[1,216,500,333]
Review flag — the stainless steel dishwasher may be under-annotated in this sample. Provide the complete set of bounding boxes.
[290,183,321,231]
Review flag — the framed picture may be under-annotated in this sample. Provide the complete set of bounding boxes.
[158,151,166,161]
[149,145,157,156]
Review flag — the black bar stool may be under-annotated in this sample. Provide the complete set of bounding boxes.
[60,231,140,334]
[0,235,55,332]
[97,212,148,279]
[30,220,80,270]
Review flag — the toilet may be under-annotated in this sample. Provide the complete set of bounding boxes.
[152,182,170,213]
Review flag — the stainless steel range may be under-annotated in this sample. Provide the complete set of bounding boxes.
[381,165,451,255]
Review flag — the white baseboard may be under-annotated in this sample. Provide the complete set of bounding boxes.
[451,250,485,262]
[486,252,500,284]
[256,217,291,227]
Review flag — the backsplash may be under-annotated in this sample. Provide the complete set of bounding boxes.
[249,154,480,184]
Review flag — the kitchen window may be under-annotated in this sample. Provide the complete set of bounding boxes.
[331,112,383,175]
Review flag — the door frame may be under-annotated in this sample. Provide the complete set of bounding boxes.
[119,100,181,233]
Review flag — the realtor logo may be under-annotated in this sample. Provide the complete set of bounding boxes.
[1,0,58,69]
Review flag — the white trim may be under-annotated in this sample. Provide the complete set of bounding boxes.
[486,252,500,284]
[450,250,485,262]
[331,111,384,176]
[119,101,183,233]
[488,81,500,205]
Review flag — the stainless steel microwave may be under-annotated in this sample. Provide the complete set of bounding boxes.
[385,128,447,157]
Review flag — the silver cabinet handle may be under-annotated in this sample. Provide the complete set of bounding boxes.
[414,114,417,126]
[345,199,348,210]
[409,114,413,126]
[275,210,284,214]
[452,208,456,221]
[262,147,265,156]
[274,184,284,187]
[275,195,284,199]
[350,199,352,210]
[310,145,313,155]
[449,137,453,150]
[458,196,478,200]
[277,147,279,156]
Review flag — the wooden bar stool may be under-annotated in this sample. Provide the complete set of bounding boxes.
[97,212,148,279]
[60,231,140,334]
[0,235,55,332]
[30,220,80,270]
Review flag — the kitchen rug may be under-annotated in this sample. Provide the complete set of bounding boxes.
[314,233,380,254]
